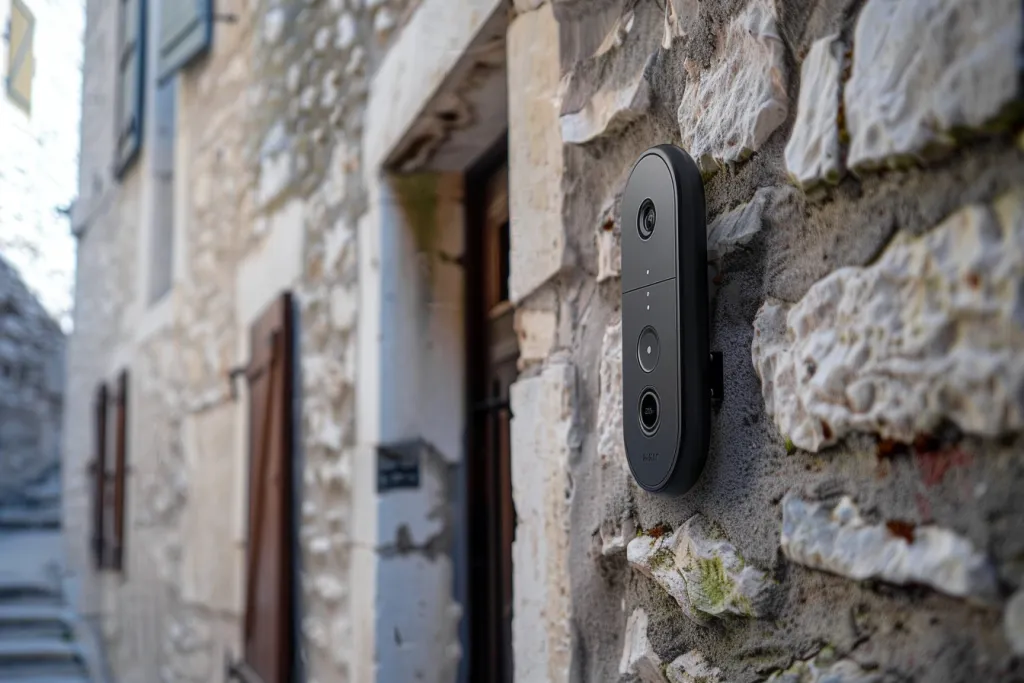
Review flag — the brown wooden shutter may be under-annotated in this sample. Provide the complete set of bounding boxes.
[243,293,294,683]
[90,383,109,569]
[110,370,129,571]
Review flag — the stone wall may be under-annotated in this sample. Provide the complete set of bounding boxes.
[508,0,1024,681]
[0,256,63,499]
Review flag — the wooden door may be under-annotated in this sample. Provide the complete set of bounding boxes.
[110,369,129,571]
[91,382,108,569]
[467,152,517,683]
[243,293,295,683]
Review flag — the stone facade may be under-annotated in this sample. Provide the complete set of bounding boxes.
[66,0,1024,683]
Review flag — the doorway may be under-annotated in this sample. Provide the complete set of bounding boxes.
[465,141,516,683]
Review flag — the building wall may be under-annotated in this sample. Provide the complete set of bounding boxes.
[507,0,1024,681]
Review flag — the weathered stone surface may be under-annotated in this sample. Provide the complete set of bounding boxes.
[707,187,786,260]
[753,191,1024,452]
[595,195,622,282]
[665,651,722,683]
[661,0,698,48]
[509,3,567,302]
[514,297,558,367]
[257,121,296,208]
[599,514,636,557]
[781,494,999,602]
[627,514,774,623]
[844,0,1022,171]
[618,608,666,683]
[560,56,652,145]
[785,35,844,190]
[510,362,576,683]
[765,647,881,683]
[1006,589,1024,655]
[597,319,625,472]
[677,0,788,175]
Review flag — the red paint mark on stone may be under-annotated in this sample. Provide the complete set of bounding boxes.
[915,446,971,487]
[886,520,916,543]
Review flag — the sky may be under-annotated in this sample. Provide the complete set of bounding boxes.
[0,0,84,332]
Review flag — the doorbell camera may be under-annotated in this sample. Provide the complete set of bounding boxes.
[621,144,719,495]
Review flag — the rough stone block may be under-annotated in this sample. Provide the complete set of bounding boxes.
[510,362,576,683]
[845,0,1022,171]
[666,651,723,683]
[618,608,666,683]
[597,319,625,472]
[752,191,1024,452]
[707,186,798,260]
[508,3,568,303]
[1005,589,1024,656]
[781,493,999,602]
[560,55,652,145]
[257,122,296,208]
[784,35,844,190]
[765,647,881,683]
[677,0,788,175]
[627,514,774,623]
[514,302,558,366]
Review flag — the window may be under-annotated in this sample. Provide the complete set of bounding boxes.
[116,0,145,177]
[5,0,35,114]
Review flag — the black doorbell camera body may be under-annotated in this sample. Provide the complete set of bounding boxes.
[621,144,712,495]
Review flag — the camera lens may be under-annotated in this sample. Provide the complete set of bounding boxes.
[637,199,656,240]
[638,388,660,435]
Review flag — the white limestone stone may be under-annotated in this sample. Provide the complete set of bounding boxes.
[596,198,621,282]
[706,186,787,260]
[845,0,1022,171]
[785,35,844,189]
[263,8,288,45]
[374,7,397,35]
[597,319,625,473]
[510,362,576,683]
[781,494,999,603]
[1005,589,1024,655]
[677,0,788,175]
[335,13,356,50]
[560,66,651,145]
[258,122,296,207]
[314,25,332,52]
[627,514,774,623]
[600,515,637,557]
[752,191,1024,452]
[666,651,722,683]
[662,0,698,49]
[765,648,881,683]
[508,4,566,303]
[618,608,666,683]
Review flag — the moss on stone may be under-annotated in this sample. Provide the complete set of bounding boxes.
[650,546,675,571]
[695,556,731,609]
[784,436,796,455]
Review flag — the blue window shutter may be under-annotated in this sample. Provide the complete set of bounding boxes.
[116,0,146,178]
[157,0,212,84]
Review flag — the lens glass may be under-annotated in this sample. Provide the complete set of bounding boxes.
[639,389,659,435]
[637,199,656,240]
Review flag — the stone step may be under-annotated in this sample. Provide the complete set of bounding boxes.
[0,579,62,606]
[0,506,61,530]
[0,605,74,640]
[0,639,87,678]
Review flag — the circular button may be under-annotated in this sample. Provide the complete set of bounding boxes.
[637,326,660,373]
[638,388,660,435]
